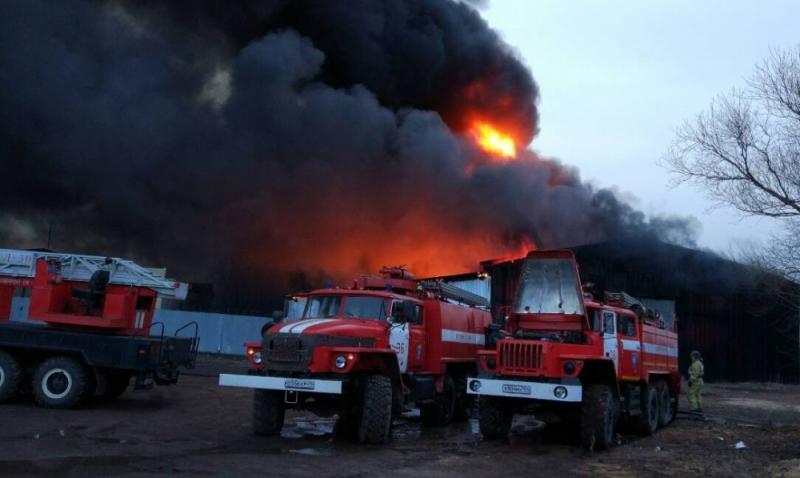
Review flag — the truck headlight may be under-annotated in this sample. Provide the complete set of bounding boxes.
[554,386,568,399]
[335,355,348,369]
[252,352,263,365]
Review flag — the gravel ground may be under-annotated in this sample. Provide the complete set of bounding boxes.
[1,355,798,478]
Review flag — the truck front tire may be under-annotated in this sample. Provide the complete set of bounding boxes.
[479,397,512,439]
[32,356,94,409]
[0,350,22,402]
[580,384,617,451]
[253,389,285,436]
[358,375,392,444]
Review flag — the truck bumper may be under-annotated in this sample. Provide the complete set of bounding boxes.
[218,374,343,395]
[466,377,582,403]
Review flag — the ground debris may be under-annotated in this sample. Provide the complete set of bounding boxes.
[0,358,799,478]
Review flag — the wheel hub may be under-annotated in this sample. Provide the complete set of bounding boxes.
[42,368,72,399]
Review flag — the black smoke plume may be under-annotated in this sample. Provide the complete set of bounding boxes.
[0,0,696,312]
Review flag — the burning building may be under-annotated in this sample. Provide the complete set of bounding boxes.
[1,1,696,312]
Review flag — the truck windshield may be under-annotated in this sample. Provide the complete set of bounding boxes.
[514,258,584,315]
[343,296,387,321]
[303,295,388,320]
[304,296,342,318]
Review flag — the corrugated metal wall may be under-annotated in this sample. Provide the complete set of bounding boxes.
[155,310,269,355]
[444,277,491,301]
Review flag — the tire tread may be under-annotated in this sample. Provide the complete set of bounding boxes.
[580,384,616,451]
[0,350,22,402]
[479,397,512,439]
[253,389,285,436]
[358,375,392,444]
[32,356,94,409]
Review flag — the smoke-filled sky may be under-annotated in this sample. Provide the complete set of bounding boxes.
[483,0,800,252]
[0,0,702,308]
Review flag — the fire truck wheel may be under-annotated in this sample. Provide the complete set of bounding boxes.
[253,389,285,436]
[0,350,23,402]
[103,372,132,400]
[421,375,457,427]
[358,375,392,444]
[656,381,672,428]
[479,397,512,439]
[580,384,617,451]
[32,356,95,409]
[636,383,659,435]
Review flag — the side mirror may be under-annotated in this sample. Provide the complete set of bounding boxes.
[272,310,284,322]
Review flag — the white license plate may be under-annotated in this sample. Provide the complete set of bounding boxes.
[284,379,315,391]
[219,374,343,394]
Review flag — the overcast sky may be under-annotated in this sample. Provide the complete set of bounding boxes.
[483,0,800,253]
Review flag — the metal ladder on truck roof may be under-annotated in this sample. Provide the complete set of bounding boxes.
[419,280,490,308]
[0,248,188,300]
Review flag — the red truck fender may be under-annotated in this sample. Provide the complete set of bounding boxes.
[339,349,408,396]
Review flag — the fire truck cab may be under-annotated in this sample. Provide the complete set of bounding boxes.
[220,267,492,444]
[467,250,680,450]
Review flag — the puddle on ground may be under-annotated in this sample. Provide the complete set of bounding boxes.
[281,417,336,439]
[275,411,559,458]
[287,447,335,456]
[401,408,421,418]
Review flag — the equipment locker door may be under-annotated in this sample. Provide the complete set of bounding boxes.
[407,303,425,371]
[602,310,619,372]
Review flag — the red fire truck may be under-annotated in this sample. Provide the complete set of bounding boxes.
[219,267,492,444]
[0,249,198,408]
[243,293,310,371]
[466,250,679,450]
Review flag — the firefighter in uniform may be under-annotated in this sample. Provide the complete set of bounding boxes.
[687,350,704,413]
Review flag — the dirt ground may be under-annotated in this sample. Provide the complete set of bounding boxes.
[1,356,799,478]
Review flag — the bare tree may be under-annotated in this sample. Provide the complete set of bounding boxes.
[667,46,800,279]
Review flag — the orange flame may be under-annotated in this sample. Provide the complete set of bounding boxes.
[472,121,517,159]
[484,237,536,266]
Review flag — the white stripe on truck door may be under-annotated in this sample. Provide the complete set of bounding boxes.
[643,343,678,357]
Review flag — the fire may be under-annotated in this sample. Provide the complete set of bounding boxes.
[484,237,536,266]
[472,121,517,159]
